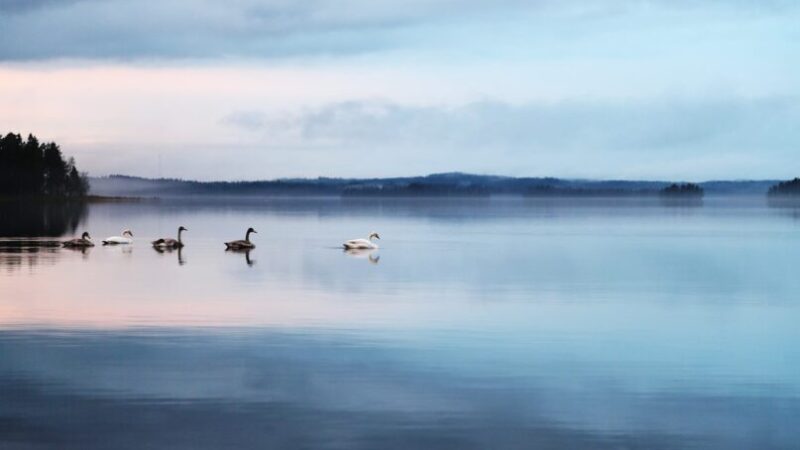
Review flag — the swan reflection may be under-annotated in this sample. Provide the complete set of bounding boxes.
[106,244,133,256]
[62,245,93,257]
[226,248,255,267]
[344,248,380,264]
[153,246,186,266]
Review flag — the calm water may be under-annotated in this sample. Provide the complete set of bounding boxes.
[1,197,799,449]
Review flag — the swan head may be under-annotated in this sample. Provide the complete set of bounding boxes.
[81,232,91,240]
[122,229,133,237]
[369,232,380,241]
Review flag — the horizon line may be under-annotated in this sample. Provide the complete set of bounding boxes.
[92,172,788,184]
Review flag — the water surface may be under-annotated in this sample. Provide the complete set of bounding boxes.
[1,197,798,449]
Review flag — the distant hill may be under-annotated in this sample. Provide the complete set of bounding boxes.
[88,173,780,198]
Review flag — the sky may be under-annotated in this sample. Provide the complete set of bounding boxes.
[0,0,798,181]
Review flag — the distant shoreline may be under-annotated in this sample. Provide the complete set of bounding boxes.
[87,173,783,198]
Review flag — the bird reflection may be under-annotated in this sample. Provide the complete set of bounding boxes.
[106,244,134,257]
[62,245,92,257]
[153,246,186,266]
[344,248,380,264]
[226,248,255,267]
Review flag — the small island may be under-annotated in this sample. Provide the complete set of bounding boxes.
[659,183,704,198]
[767,178,800,196]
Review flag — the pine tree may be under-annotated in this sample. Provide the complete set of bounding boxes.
[0,132,88,198]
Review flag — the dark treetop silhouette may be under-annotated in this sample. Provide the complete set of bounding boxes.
[0,132,88,197]
[768,178,800,196]
[659,183,704,197]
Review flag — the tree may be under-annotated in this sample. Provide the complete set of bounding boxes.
[0,132,88,197]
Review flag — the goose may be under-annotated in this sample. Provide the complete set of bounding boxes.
[152,226,187,249]
[62,232,94,248]
[225,227,257,250]
[103,229,133,245]
[343,232,380,250]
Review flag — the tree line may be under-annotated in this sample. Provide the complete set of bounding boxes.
[768,178,800,196]
[0,133,88,197]
[660,183,704,197]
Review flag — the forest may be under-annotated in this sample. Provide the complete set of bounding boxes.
[0,133,88,197]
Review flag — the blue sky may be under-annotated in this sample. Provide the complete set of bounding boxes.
[0,0,798,180]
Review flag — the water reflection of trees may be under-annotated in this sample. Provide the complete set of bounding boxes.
[0,200,87,237]
[0,239,62,271]
[767,197,800,220]
[658,196,703,208]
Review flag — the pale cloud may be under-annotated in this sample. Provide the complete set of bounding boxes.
[216,98,800,180]
[220,111,267,131]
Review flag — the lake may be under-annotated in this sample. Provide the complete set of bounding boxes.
[1,197,798,449]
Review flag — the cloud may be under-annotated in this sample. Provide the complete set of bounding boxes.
[243,97,799,153]
[217,97,800,179]
[220,110,266,131]
[0,0,796,61]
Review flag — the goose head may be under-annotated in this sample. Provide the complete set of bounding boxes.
[81,232,91,240]
[246,227,257,236]
[369,232,380,241]
[176,226,188,243]
[122,229,133,238]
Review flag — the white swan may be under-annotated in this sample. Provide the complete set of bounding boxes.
[343,232,380,250]
[103,229,133,245]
